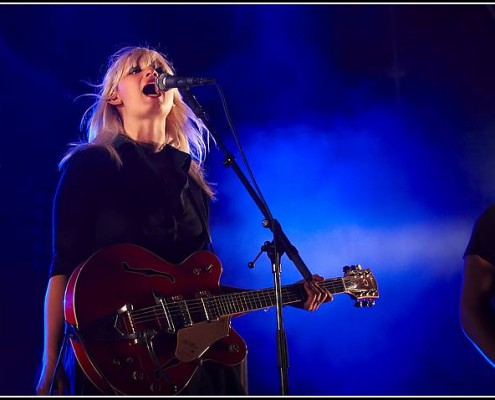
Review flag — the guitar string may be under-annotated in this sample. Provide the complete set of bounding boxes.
[129,279,349,325]
[130,279,348,322]
[129,276,374,325]
[130,279,345,319]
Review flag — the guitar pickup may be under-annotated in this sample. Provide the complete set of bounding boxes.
[153,291,193,330]
[170,295,193,328]
[196,291,219,322]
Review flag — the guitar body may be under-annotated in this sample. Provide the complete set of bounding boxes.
[64,243,247,395]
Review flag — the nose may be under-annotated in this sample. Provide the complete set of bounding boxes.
[145,66,159,77]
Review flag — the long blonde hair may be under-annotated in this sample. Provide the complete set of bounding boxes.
[60,45,215,198]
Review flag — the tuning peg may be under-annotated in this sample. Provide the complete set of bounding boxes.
[355,299,376,307]
[344,264,365,274]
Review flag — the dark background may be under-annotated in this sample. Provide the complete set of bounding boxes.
[2,3,495,396]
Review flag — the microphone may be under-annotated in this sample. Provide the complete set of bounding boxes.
[156,73,215,92]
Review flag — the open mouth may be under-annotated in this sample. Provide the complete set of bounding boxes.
[143,83,159,97]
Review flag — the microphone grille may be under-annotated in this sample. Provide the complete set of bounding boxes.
[156,73,170,91]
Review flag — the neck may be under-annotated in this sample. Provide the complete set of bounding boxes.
[123,120,166,152]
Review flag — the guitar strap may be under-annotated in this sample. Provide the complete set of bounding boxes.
[48,326,71,395]
[64,322,121,395]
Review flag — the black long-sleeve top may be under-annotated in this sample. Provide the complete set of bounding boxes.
[464,204,495,266]
[49,133,210,278]
[49,134,246,396]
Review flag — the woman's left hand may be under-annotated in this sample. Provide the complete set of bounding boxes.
[303,274,333,311]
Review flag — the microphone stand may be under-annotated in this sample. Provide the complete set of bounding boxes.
[180,88,315,395]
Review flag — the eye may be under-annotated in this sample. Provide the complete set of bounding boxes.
[129,66,141,75]
[155,66,165,74]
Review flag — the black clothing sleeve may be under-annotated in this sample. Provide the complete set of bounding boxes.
[49,146,118,277]
[49,139,211,278]
[464,204,495,266]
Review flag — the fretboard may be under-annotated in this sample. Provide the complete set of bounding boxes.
[212,277,345,316]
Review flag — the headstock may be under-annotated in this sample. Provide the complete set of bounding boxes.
[342,265,379,307]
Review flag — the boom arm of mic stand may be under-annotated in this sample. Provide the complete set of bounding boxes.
[180,88,314,282]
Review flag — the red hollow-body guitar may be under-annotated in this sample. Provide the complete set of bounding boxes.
[64,243,379,395]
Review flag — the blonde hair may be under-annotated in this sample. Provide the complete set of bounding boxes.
[60,45,215,198]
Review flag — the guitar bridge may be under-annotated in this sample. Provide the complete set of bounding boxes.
[154,291,176,334]
[196,291,219,322]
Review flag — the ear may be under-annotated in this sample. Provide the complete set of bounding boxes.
[108,91,123,106]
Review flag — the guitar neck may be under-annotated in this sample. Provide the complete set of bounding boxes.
[214,278,345,317]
